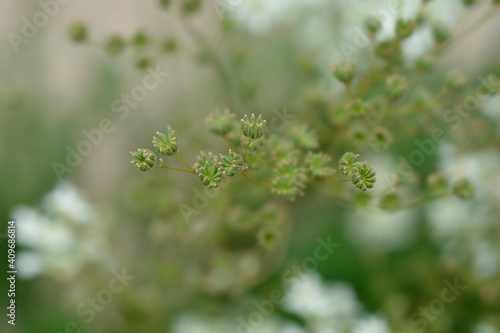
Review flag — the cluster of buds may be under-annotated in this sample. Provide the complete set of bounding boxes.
[332,61,356,84]
[351,162,377,191]
[220,150,245,177]
[452,178,475,199]
[386,75,408,101]
[446,69,467,92]
[347,99,367,117]
[396,19,416,39]
[305,152,336,178]
[339,152,360,176]
[153,126,179,156]
[241,114,267,139]
[271,159,306,200]
[206,108,235,136]
[130,148,156,172]
[339,152,377,191]
[68,22,86,42]
[197,160,222,189]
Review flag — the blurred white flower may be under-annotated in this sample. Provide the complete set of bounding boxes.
[352,315,390,333]
[17,251,43,279]
[10,182,108,280]
[472,240,499,280]
[473,322,498,333]
[170,312,303,333]
[233,0,328,35]
[284,272,359,320]
[43,181,94,224]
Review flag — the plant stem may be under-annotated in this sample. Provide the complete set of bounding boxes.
[243,139,252,162]
[345,83,354,100]
[241,172,269,187]
[155,164,196,174]
[327,179,352,183]
[175,152,194,172]
[380,100,393,125]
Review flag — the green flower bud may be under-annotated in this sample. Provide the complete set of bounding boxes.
[220,150,245,177]
[380,193,401,210]
[386,75,408,101]
[351,162,377,191]
[153,126,179,156]
[106,35,126,56]
[195,151,218,172]
[68,21,86,42]
[132,31,150,48]
[396,19,416,39]
[452,178,475,199]
[427,173,449,197]
[339,152,360,176]
[332,61,356,84]
[266,138,299,162]
[375,39,402,64]
[206,108,235,136]
[291,124,319,150]
[241,114,267,139]
[159,0,171,7]
[271,160,306,200]
[182,0,202,14]
[364,16,382,39]
[432,24,450,44]
[131,148,156,171]
[348,99,367,117]
[136,57,152,70]
[163,39,177,53]
[446,69,467,92]
[305,152,336,178]
[258,226,280,249]
[370,127,393,150]
[197,160,222,189]
[415,54,435,73]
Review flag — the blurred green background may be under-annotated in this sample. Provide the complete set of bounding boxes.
[1,0,500,332]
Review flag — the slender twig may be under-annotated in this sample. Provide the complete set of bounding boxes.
[154,164,196,174]
[326,179,351,183]
[345,83,354,100]
[241,172,269,187]
[243,139,252,162]
[380,100,393,125]
[175,152,194,172]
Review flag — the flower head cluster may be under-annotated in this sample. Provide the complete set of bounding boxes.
[206,108,235,136]
[271,159,306,200]
[130,148,156,172]
[153,126,179,156]
[220,150,245,177]
[198,160,222,189]
[351,162,377,191]
[386,75,408,101]
[241,114,267,139]
[305,152,336,178]
[339,152,360,176]
[332,61,356,84]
